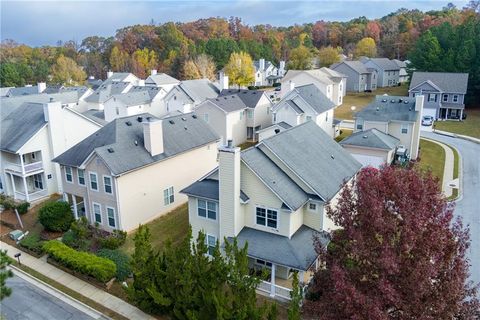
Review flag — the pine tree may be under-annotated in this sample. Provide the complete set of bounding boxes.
[0,250,13,301]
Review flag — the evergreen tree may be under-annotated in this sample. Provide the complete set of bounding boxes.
[408,30,443,71]
[0,250,13,301]
[288,271,302,320]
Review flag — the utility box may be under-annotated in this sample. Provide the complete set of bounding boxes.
[9,230,24,241]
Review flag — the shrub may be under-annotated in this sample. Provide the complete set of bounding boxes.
[15,202,30,214]
[0,196,16,210]
[97,249,131,281]
[38,201,74,232]
[43,240,116,282]
[19,233,44,254]
[99,229,127,250]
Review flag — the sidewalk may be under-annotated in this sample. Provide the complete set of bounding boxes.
[421,137,455,197]
[0,241,155,320]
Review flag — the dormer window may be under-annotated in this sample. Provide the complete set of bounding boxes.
[453,95,458,102]
[309,203,317,211]
[256,207,277,229]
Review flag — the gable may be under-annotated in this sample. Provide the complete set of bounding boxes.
[409,81,441,93]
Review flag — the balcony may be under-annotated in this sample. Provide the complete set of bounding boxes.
[4,161,44,176]
[14,189,49,202]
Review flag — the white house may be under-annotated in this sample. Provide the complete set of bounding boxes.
[181,121,361,300]
[145,70,180,92]
[163,79,220,114]
[254,59,285,86]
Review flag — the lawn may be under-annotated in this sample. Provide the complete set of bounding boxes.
[120,203,189,254]
[335,85,409,120]
[238,141,257,150]
[417,139,446,186]
[434,108,480,139]
[335,129,353,142]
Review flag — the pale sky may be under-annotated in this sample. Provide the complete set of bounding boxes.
[0,0,468,46]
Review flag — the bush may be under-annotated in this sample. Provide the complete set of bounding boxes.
[43,240,116,283]
[15,202,30,214]
[272,82,281,87]
[0,196,16,210]
[97,249,131,281]
[99,229,127,250]
[39,201,74,232]
[19,233,44,254]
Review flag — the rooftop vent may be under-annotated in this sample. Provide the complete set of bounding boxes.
[398,99,403,103]
[192,114,198,119]
[107,148,114,153]
[134,140,138,146]
[274,129,280,134]
[381,99,387,102]
[125,121,132,126]
[391,99,396,103]
[184,126,188,130]
[404,100,409,104]
[215,98,219,101]
[169,120,175,124]
[181,117,186,121]
[331,155,335,159]
[376,107,380,111]
[146,116,152,121]
[137,116,143,122]
[363,135,368,139]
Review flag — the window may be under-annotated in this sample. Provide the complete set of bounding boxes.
[206,234,216,256]
[247,110,253,119]
[309,203,317,211]
[0,177,2,190]
[453,95,458,103]
[104,176,112,194]
[93,203,102,224]
[204,113,209,123]
[428,93,437,102]
[356,124,363,130]
[89,172,98,191]
[31,152,36,159]
[33,174,43,189]
[164,186,174,205]
[273,114,277,122]
[198,199,217,220]
[107,207,116,228]
[443,94,448,102]
[256,207,278,229]
[401,124,408,134]
[65,167,73,183]
[306,115,312,121]
[77,169,85,185]
[116,107,120,115]
[256,259,272,268]
[325,112,328,121]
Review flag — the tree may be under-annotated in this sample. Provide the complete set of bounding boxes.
[288,271,302,320]
[50,55,86,85]
[0,63,23,87]
[318,46,341,67]
[354,37,377,58]
[0,250,13,301]
[182,59,201,80]
[109,46,130,72]
[408,30,443,71]
[132,47,158,78]
[303,166,479,319]
[205,38,239,69]
[224,51,255,88]
[183,54,216,80]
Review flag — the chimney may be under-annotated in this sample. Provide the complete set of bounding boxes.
[107,70,113,78]
[280,80,295,97]
[415,94,424,112]
[219,71,229,91]
[151,69,157,76]
[88,75,95,80]
[259,58,265,71]
[279,60,285,76]
[219,140,241,240]
[138,79,145,86]
[37,82,46,93]
[289,80,295,91]
[143,119,164,156]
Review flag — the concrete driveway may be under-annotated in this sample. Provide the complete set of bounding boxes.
[421,131,480,285]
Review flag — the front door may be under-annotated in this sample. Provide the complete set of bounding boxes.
[439,108,447,119]
[247,127,254,139]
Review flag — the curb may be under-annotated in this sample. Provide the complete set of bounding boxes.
[433,129,480,144]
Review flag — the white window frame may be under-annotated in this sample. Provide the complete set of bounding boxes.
[65,166,73,183]
[309,203,317,211]
[255,259,272,269]
[428,93,436,102]
[197,199,217,221]
[106,206,116,228]
[92,202,102,224]
[103,175,112,194]
[255,206,278,229]
[401,123,408,134]
[33,174,43,190]
[453,95,458,103]
[247,109,253,119]
[239,110,243,120]
[89,172,98,191]
[442,94,448,102]
[306,115,312,121]
[164,186,174,206]
[77,169,85,186]
[206,234,217,256]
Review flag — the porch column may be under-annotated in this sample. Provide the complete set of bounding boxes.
[19,153,25,175]
[270,264,276,297]
[9,174,17,199]
[299,271,305,285]
[72,195,78,219]
[460,109,464,121]
[63,192,68,202]
[446,108,450,120]
[22,176,29,202]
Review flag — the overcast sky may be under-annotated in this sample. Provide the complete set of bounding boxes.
[1,0,468,46]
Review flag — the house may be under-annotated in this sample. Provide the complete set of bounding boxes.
[360,58,400,88]
[3,83,47,97]
[272,84,337,137]
[393,59,409,83]
[353,95,424,160]
[280,69,346,106]
[194,89,273,145]
[163,79,220,114]
[82,81,132,112]
[181,121,361,300]
[339,128,400,168]
[253,59,285,86]
[103,72,141,86]
[53,113,219,232]
[0,95,103,202]
[256,122,292,142]
[330,61,377,92]
[408,72,469,120]
[145,70,180,92]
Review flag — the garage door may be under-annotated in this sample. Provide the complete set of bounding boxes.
[351,154,385,168]
[422,107,437,119]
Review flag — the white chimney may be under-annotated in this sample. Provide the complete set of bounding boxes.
[259,58,265,71]
[37,82,46,93]
[219,71,229,91]
[219,140,241,240]
[138,79,145,86]
[280,80,295,97]
[151,69,157,75]
[88,75,95,80]
[143,119,164,156]
[415,94,424,112]
[107,71,113,78]
[279,60,286,76]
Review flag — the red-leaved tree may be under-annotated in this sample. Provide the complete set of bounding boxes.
[303,166,479,319]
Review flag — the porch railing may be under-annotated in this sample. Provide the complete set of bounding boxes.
[5,161,44,175]
[257,280,292,301]
[15,189,48,202]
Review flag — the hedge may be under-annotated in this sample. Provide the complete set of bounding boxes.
[43,241,116,283]
[39,201,74,232]
[19,233,44,254]
[97,249,131,281]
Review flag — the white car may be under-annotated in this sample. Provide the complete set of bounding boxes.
[422,116,434,126]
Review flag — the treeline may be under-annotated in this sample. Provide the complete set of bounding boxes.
[0,2,478,87]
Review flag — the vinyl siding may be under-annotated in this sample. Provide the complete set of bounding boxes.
[188,197,220,241]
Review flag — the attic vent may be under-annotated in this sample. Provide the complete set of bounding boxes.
[404,100,409,104]
[331,155,335,159]
[169,120,175,124]
[125,121,132,126]
[391,99,396,103]
[184,126,188,130]
[107,148,114,153]
[137,116,143,122]
[398,99,403,103]
[192,114,198,119]
[376,107,380,111]
[363,135,368,139]
[274,129,280,134]
[134,140,138,146]
[381,99,387,102]
[181,117,186,121]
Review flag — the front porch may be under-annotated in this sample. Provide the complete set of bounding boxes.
[438,105,464,120]
[63,193,87,220]
[5,171,48,203]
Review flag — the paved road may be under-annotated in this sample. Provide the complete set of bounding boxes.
[1,275,97,320]
[421,132,480,286]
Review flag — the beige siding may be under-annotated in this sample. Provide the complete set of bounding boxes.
[303,201,323,231]
[315,109,334,137]
[219,148,241,240]
[188,197,220,240]
[252,95,273,130]
[275,103,299,127]
[196,103,228,144]
[288,208,303,238]
[388,122,413,155]
[364,121,388,132]
[117,141,218,231]
[226,111,247,146]
[343,146,389,160]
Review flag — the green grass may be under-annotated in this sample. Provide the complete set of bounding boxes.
[238,141,257,150]
[434,108,480,139]
[335,129,353,142]
[120,203,189,254]
[335,85,409,120]
[418,139,446,186]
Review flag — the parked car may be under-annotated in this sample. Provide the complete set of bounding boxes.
[422,115,434,126]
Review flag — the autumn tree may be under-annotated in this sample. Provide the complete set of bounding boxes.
[354,37,377,58]
[0,250,13,301]
[183,54,216,80]
[224,51,255,87]
[132,47,158,78]
[287,33,313,70]
[109,46,130,72]
[318,46,341,67]
[183,59,201,80]
[303,166,479,319]
[50,54,86,85]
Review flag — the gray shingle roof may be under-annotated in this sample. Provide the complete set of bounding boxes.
[202,95,248,113]
[355,95,419,122]
[128,86,164,99]
[82,110,107,125]
[103,73,137,85]
[409,72,469,93]
[219,89,265,108]
[340,128,400,150]
[145,73,179,86]
[181,179,220,201]
[43,86,89,95]
[177,79,220,103]
[85,82,131,104]
[53,113,220,175]
[331,61,370,74]
[227,225,330,270]
[109,91,152,107]
[363,58,399,71]
[392,59,407,69]
[295,84,336,114]
[6,85,42,97]
[259,121,361,201]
